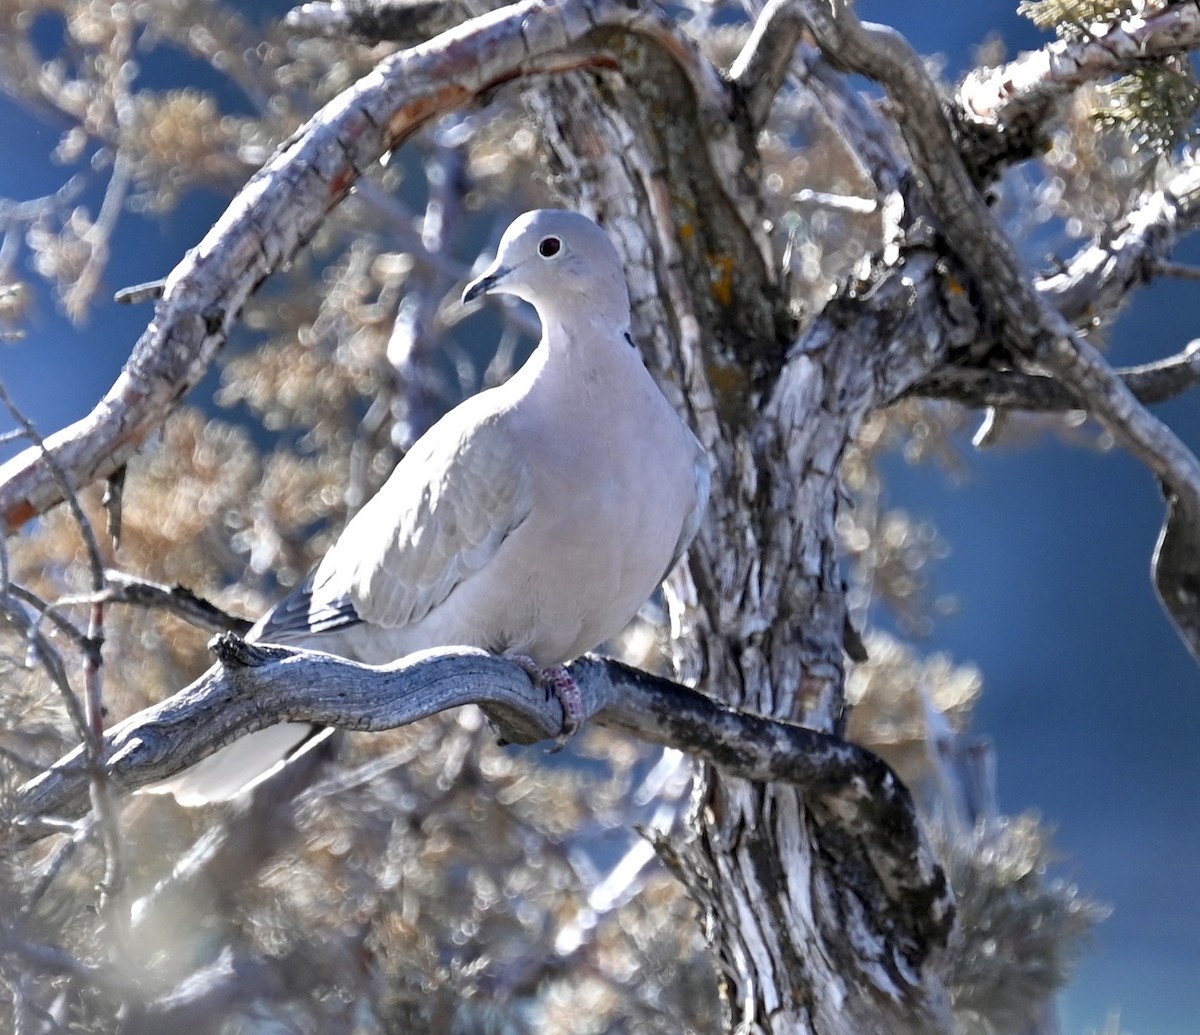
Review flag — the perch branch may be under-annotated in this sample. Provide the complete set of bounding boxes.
[13,637,953,948]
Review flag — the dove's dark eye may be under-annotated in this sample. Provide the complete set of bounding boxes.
[538,236,562,258]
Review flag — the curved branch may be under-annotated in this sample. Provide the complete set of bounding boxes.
[798,0,1200,663]
[14,636,954,952]
[730,0,808,127]
[0,0,729,537]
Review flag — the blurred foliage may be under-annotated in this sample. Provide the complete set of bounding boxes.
[1016,0,1140,38]
[0,0,1145,1030]
[1020,0,1200,159]
[1096,59,1200,157]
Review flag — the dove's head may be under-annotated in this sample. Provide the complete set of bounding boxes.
[463,210,632,334]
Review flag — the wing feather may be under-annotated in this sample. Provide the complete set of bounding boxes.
[307,404,532,633]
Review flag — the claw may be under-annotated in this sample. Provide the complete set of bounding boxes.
[508,655,584,743]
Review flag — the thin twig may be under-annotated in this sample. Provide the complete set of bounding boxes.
[0,384,106,591]
[1154,260,1200,282]
[0,383,123,895]
[0,596,89,740]
[6,583,91,653]
[100,570,254,635]
[113,279,166,305]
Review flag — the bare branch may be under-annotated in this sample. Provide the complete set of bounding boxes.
[0,383,105,590]
[1037,161,1200,329]
[0,0,727,537]
[1156,259,1200,280]
[112,279,166,305]
[14,638,953,954]
[0,593,89,741]
[99,570,254,635]
[909,339,1200,410]
[730,0,809,127]
[286,0,492,45]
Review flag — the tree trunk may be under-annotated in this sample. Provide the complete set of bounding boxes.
[532,30,959,1033]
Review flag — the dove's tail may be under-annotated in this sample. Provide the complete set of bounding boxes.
[141,722,332,806]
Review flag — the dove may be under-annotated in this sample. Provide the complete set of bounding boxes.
[150,209,710,804]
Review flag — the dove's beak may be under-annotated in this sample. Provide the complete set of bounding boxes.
[462,264,509,305]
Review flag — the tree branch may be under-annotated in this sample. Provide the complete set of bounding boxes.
[909,338,1200,410]
[957,1,1200,168]
[99,570,254,635]
[1038,161,1200,329]
[729,0,809,127]
[0,0,729,537]
[286,0,493,45]
[14,637,953,954]
[799,0,1200,663]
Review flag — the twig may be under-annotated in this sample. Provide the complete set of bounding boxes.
[99,570,254,635]
[1154,259,1200,282]
[0,382,123,895]
[793,188,877,213]
[18,818,95,923]
[5,583,91,654]
[113,279,167,305]
[0,591,89,740]
[0,383,106,588]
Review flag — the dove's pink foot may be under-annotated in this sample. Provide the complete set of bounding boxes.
[509,655,583,742]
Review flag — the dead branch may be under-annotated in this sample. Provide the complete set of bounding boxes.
[287,0,494,45]
[909,339,1200,411]
[1037,161,1200,328]
[729,0,809,127]
[100,570,254,635]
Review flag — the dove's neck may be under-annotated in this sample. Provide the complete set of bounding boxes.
[536,312,639,377]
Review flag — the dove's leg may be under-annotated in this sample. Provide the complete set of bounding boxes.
[508,655,584,740]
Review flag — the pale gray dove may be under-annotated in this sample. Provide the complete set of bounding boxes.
[150,209,710,805]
